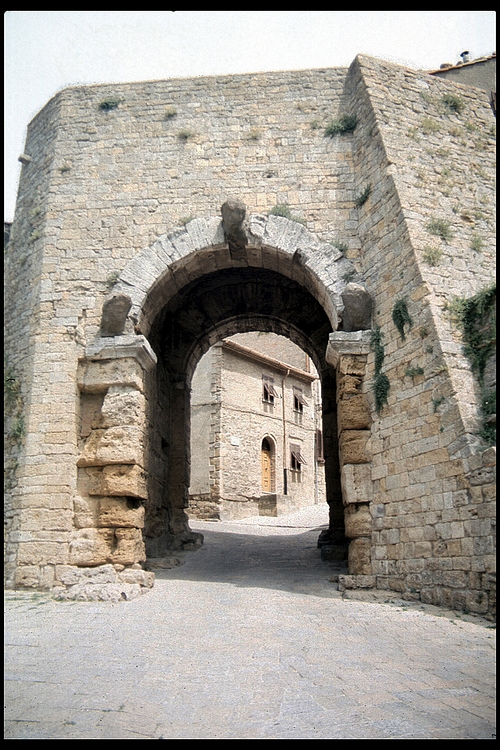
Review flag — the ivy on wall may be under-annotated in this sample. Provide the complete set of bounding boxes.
[371,327,390,413]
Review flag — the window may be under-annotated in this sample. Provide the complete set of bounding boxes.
[293,386,308,413]
[263,375,279,404]
[290,443,307,472]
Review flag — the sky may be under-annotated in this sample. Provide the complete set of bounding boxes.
[4,11,496,221]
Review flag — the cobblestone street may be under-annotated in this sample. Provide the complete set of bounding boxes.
[4,506,496,739]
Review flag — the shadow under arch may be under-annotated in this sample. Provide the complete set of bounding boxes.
[104,213,353,562]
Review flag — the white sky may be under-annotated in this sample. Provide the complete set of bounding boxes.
[4,11,496,221]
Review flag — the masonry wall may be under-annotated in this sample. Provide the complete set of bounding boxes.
[4,55,495,614]
[343,56,496,613]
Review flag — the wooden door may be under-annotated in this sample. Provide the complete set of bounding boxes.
[262,449,272,492]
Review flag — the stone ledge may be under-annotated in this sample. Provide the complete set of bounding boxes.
[326,330,372,368]
[52,563,154,601]
[338,574,376,591]
[85,335,157,372]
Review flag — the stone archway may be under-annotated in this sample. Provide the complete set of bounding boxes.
[77,203,374,575]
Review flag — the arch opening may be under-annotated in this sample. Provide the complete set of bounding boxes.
[142,259,346,561]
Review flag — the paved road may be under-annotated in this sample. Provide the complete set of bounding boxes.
[4,505,496,739]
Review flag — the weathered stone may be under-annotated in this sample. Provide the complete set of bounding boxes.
[69,529,116,566]
[100,294,132,337]
[221,199,247,254]
[337,394,371,431]
[118,568,154,587]
[86,465,148,499]
[110,528,146,565]
[341,283,373,332]
[98,497,145,528]
[55,583,144,601]
[348,537,372,575]
[338,574,376,591]
[77,358,145,393]
[73,496,99,528]
[96,386,146,429]
[77,426,144,467]
[344,503,372,538]
[341,463,373,505]
[339,430,371,465]
[55,563,118,586]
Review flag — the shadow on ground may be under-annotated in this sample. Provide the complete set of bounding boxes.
[152,524,347,599]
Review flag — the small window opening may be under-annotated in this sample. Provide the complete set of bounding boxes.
[290,443,307,471]
[263,375,279,404]
[293,386,308,413]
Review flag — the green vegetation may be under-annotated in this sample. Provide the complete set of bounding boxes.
[420,117,440,134]
[470,233,484,253]
[247,128,261,140]
[432,396,445,412]
[269,204,306,224]
[426,218,453,243]
[370,327,390,413]
[98,98,122,111]
[422,246,442,266]
[324,114,358,137]
[392,299,413,342]
[177,129,195,141]
[442,93,465,114]
[405,366,424,381]
[28,229,41,244]
[354,185,372,208]
[164,106,177,119]
[446,284,495,385]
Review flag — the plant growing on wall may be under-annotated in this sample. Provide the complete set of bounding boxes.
[354,185,372,207]
[422,246,443,266]
[370,327,390,413]
[98,98,122,111]
[269,204,306,224]
[442,94,465,114]
[324,114,357,137]
[426,218,453,243]
[392,298,413,341]
[448,284,496,385]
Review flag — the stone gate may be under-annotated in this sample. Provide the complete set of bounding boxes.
[4,54,495,615]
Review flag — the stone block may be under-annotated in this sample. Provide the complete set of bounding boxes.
[96,386,146,429]
[339,355,367,376]
[14,565,41,588]
[339,430,371,465]
[111,528,146,565]
[118,568,155,588]
[98,497,145,528]
[77,358,145,394]
[55,563,118,586]
[55,582,144,601]
[348,537,372,575]
[337,374,362,398]
[69,528,116,566]
[77,426,145,467]
[73,495,99,528]
[17,541,69,566]
[337,574,376,591]
[341,463,373,505]
[344,503,372,538]
[338,394,371,431]
[86,464,148,499]
[341,283,373,332]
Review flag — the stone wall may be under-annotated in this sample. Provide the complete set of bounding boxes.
[4,55,495,614]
